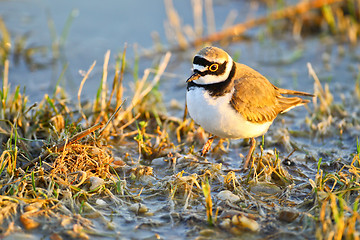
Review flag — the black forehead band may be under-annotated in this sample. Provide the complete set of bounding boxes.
[193,56,214,67]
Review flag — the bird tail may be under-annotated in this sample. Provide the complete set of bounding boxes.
[277,87,315,97]
[278,96,310,113]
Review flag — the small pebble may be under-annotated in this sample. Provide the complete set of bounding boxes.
[278,210,299,222]
[20,215,40,230]
[250,182,282,195]
[89,177,104,191]
[217,190,240,203]
[198,229,216,237]
[151,157,167,167]
[4,233,38,240]
[282,158,295,166]
[232,215,259,232]
[95,199,107,206]
[129,203,148,214]
[220,218,231,229]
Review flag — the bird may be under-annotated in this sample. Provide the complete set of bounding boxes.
[186,46,314,170]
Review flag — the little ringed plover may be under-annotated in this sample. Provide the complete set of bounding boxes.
[186,46,314,169]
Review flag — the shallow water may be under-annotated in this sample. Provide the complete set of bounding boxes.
[1,0,360,239]
[1,0,169,101]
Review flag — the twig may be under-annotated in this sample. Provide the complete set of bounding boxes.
[189,0,343,47]
[97,100,125,138]
[1,60,9,119]
[78,61,96,123]
[205,0,215,35]
[307,62,333,114]
[107,44,127,111]
[100,50,111,119]
[164,0,187,49]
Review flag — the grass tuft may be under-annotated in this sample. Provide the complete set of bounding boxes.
[202,178,214,226]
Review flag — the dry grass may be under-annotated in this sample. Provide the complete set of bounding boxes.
[0,37,175,237]
[50,142,114,184]
[152,0,360,53]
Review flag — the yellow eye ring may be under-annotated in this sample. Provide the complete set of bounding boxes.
[209,64,218,72]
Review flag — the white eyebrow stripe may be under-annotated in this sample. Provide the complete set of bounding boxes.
[193,64,207,72]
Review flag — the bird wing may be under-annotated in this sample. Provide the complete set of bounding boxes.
[230,63,310,124]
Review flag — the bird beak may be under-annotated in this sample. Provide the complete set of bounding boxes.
[186,72,200,82]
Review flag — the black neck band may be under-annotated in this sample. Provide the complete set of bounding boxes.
[187,61,236,97]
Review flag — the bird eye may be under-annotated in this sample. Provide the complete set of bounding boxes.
[209,64,218,72]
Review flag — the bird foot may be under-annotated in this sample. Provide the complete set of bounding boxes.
[242,138,257,170]
[243,154,252,170]
[200,136,215,157]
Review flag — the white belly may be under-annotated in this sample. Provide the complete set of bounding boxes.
[186,88,273,139]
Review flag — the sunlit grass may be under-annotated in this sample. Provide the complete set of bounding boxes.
[202,178,214,226]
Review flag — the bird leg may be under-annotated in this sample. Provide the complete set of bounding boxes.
[243,137,256,169]
[201,135,216,157]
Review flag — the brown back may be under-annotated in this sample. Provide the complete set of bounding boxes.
[230,63,311,124]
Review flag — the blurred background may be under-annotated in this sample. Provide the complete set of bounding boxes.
[1,0,337,103]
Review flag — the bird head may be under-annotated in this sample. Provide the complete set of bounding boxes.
[187,46,234,85]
